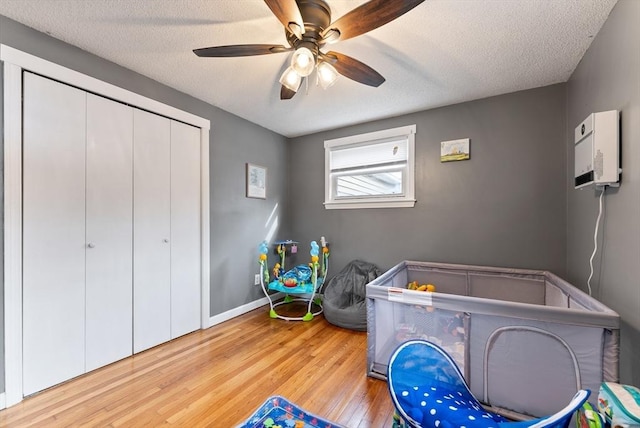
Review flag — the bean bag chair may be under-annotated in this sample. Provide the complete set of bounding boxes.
[323,259,381,331]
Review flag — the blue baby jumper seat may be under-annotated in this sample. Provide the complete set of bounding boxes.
[387,339,589,428]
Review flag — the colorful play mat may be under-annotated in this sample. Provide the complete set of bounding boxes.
[236,395,345,428]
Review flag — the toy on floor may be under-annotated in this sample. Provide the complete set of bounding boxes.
[444,312,465,337]
[257,238,329,321]
[576,402,604,428]
[597,382,640,427]
[236,395,345,428]
[388,339,590,428]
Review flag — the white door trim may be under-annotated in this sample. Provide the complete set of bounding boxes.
[3,60,24,407]
[1,44,211,406]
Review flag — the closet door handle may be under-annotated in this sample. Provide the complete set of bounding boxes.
[87,243,95,248]
[163,239,169,243]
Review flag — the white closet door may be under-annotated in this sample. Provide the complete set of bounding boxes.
[85,94,134,371]
[23,73,87,395]
[133,109,172,353]
[170,121,201,338]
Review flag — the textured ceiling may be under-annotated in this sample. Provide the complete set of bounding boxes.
[0,0,618,137]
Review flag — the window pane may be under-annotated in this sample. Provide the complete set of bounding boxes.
[335,170,402,197]
[331,138,407,171]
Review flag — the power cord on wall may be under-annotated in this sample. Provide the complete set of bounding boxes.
[587,186,606,296]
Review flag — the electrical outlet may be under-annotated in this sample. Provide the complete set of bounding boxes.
[254,274,261,285]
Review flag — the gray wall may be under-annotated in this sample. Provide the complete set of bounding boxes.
[0,16,290,394]
[566,0,640,386]
[288,84,568,277]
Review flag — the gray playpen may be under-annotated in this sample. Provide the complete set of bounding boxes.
[366,261,620,420]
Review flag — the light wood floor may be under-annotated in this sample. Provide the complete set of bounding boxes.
[0,303,395,427]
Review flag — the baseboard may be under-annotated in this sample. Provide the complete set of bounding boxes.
[0,392,6,410]
[208,293,283,327]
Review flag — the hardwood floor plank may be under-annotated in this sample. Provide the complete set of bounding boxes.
[0,306,395,427]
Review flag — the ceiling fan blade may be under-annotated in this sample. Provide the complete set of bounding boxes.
[325,0,425,42]
[323,51,385,87]
[264,0,305,37]
[280,85,297,100]
[193,44,291,57]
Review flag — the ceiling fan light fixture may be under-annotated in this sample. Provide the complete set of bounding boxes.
[279,66,302,92]
[317,61,338,89]
[291,46,315,77]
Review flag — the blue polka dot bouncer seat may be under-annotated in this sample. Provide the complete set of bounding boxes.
[387,340,590,428]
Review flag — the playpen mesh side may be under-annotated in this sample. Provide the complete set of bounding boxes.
[405,267,468,296]
[469,314,607,417]
[602,328,620,382]
[390,266,408,288]
[367,295,467,380]
[545,281,570,308]
[482,326,581,418]
[468,273,545,304]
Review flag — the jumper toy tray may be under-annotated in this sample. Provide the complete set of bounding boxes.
[257,238,330,321]
[267,277,325,294]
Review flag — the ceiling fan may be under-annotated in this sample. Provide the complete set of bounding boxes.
[193,0,425,100]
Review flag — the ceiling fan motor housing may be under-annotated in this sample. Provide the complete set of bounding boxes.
[286,0,333,51]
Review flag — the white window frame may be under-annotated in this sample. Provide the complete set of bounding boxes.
[324,124,416,209]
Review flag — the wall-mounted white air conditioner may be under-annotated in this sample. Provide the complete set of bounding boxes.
[574,110,620,189]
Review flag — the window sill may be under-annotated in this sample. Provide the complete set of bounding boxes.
[324,199,416,210]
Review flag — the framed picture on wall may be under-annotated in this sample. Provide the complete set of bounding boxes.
[440,138,470,162]
[246,163,267,199]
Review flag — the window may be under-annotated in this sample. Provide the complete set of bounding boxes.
[324,124,416,209]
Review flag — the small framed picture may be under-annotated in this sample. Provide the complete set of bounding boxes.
[441,138,470,162]
[246,163,267,199]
